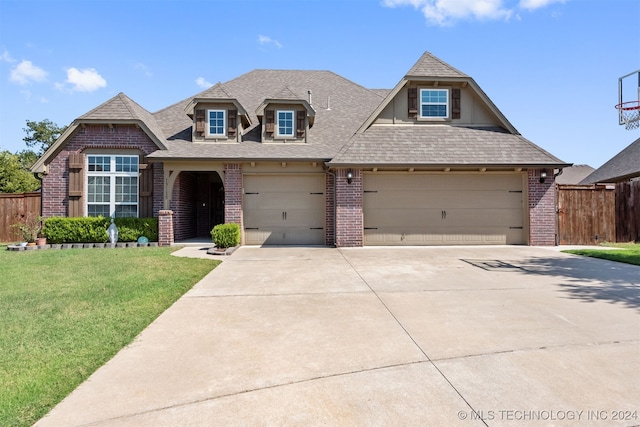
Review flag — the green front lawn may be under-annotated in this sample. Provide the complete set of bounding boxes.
[563,242,640,266]
[0,246,219,427]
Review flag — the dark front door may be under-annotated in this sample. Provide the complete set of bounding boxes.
[196,172,224,237]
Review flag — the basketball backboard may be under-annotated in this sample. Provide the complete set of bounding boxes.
[617,69,640,129]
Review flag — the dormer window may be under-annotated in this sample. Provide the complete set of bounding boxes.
[208,109,226,136]
[420,89,449,118]
[277,110,294,137]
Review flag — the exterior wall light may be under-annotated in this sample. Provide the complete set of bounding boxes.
[540,169,547,183]
[346,170,353,184]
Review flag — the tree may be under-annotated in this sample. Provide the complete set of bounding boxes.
[0,151,40,193]
[22,119,67,155]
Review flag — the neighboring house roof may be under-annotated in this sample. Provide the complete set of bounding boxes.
[580,137,640,184]
[555,165,595,185]
[329,126,567,167]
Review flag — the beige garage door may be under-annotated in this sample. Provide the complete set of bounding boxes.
[244,174,325,245]
[364,173,526,245]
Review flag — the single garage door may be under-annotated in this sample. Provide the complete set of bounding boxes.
[364,173,526,245]
[244,174,325,245]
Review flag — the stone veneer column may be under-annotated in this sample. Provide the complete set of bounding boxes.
[224,163,243,227]
[335,168,363,247]
[158,210,174,246]
[528,169,556,246]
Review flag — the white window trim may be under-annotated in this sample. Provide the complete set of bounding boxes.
[207,109,226,137]
[419,88,450,120]
[86,155,139,218]
[276,109,295,138]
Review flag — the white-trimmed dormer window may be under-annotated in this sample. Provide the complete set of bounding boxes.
[420,89,449,119]
[208,109,226,136]
[276,110,294,137]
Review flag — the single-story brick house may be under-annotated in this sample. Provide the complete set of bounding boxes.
[32,52,569,247]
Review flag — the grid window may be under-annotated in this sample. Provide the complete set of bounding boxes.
[86,155,139,218]
[277,110,294,137]
[420,89,449,118]
[208,110,225,136]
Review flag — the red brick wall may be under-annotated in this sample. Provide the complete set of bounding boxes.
[41,124,161,218]
[224,163,243,228]
[158,210,174,246]
[529,169,556,246]
[335,168,363,247]
[325,172,335,246]
[171,172,196,241]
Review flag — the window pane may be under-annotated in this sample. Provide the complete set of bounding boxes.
[115,176,138,203]
[88,155,110,172]
[87,205,110,217]
[115,156,138,172]
[209,110,225,135]
[278,111,294,136]
[88,176,110,203]
[115,205,137,218]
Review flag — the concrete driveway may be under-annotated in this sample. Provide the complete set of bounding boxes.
[36,246,640,426]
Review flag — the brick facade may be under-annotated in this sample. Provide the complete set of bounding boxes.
[158,210,174,246]
[224,163,243,228]
[41,124,161,218]
[170,172,197,241]
[528,169,556,245]
[325,172,335,246]
[334,168,363,247]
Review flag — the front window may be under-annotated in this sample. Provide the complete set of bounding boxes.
[420,89,449,118]
[87,155,138,218]
[277,110,294,137]
[208,110,226,136]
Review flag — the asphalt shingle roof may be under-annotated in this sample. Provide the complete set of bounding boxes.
[329,125,567,167]
[580,138,640,183]
[405,51,469,79]
[149,69,385,160]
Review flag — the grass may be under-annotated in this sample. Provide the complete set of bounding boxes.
[0,246,220,427]
[563,242,640,266]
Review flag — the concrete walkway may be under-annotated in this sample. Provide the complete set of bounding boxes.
[36,246,640,426]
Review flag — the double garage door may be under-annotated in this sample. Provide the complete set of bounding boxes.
[244,174,325,245]
[364,173,526,245]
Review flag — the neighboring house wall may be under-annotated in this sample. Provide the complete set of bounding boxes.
[528,169,556,245]
[335,168,363,247]
[41,125,160,219]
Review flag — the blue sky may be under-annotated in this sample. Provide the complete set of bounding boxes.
[0,0,638,168]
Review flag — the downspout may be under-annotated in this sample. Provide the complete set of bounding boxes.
[324,165,337,247]
[34,172,43,217]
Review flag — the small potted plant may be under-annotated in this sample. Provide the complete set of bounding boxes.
[11,212,42,246]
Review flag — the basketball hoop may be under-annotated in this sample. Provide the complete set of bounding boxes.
[615,100,640,130]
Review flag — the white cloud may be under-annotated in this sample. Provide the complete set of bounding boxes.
[195,77,213,89]
[519,0,565,10]
[383,0,564,25]
[63,67,107,92]
[258,35,283,49]
[1,49,16,63]
[134,62,153,77]
[9,59,48,84]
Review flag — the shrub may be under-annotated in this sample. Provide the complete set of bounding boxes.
[42,217,158,244]
[211,223,240,249]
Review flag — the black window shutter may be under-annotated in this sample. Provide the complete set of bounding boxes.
[452,88,461,119]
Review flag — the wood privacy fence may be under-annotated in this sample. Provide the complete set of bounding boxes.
[557,181,640,245]
[0,192,41,242]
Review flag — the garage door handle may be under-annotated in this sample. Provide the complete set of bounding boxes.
[442,210,447,219]
[282,211,287,221]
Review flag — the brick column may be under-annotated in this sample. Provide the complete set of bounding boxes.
[335,168,363,247]
[528,169,556,246]
[158,209,174,246]
[224,163,243,226]
[325,172,335,246]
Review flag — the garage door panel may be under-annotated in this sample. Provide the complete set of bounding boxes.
[364,173,526,246]
[243,174,325,245]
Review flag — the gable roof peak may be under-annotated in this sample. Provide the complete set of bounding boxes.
[406,51,469,79]
[270,86,305,101]
[197,81,234,99]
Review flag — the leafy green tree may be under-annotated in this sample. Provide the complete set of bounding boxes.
[0,151,40,193]
[16,149,39,169]
[23,119,67,155]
